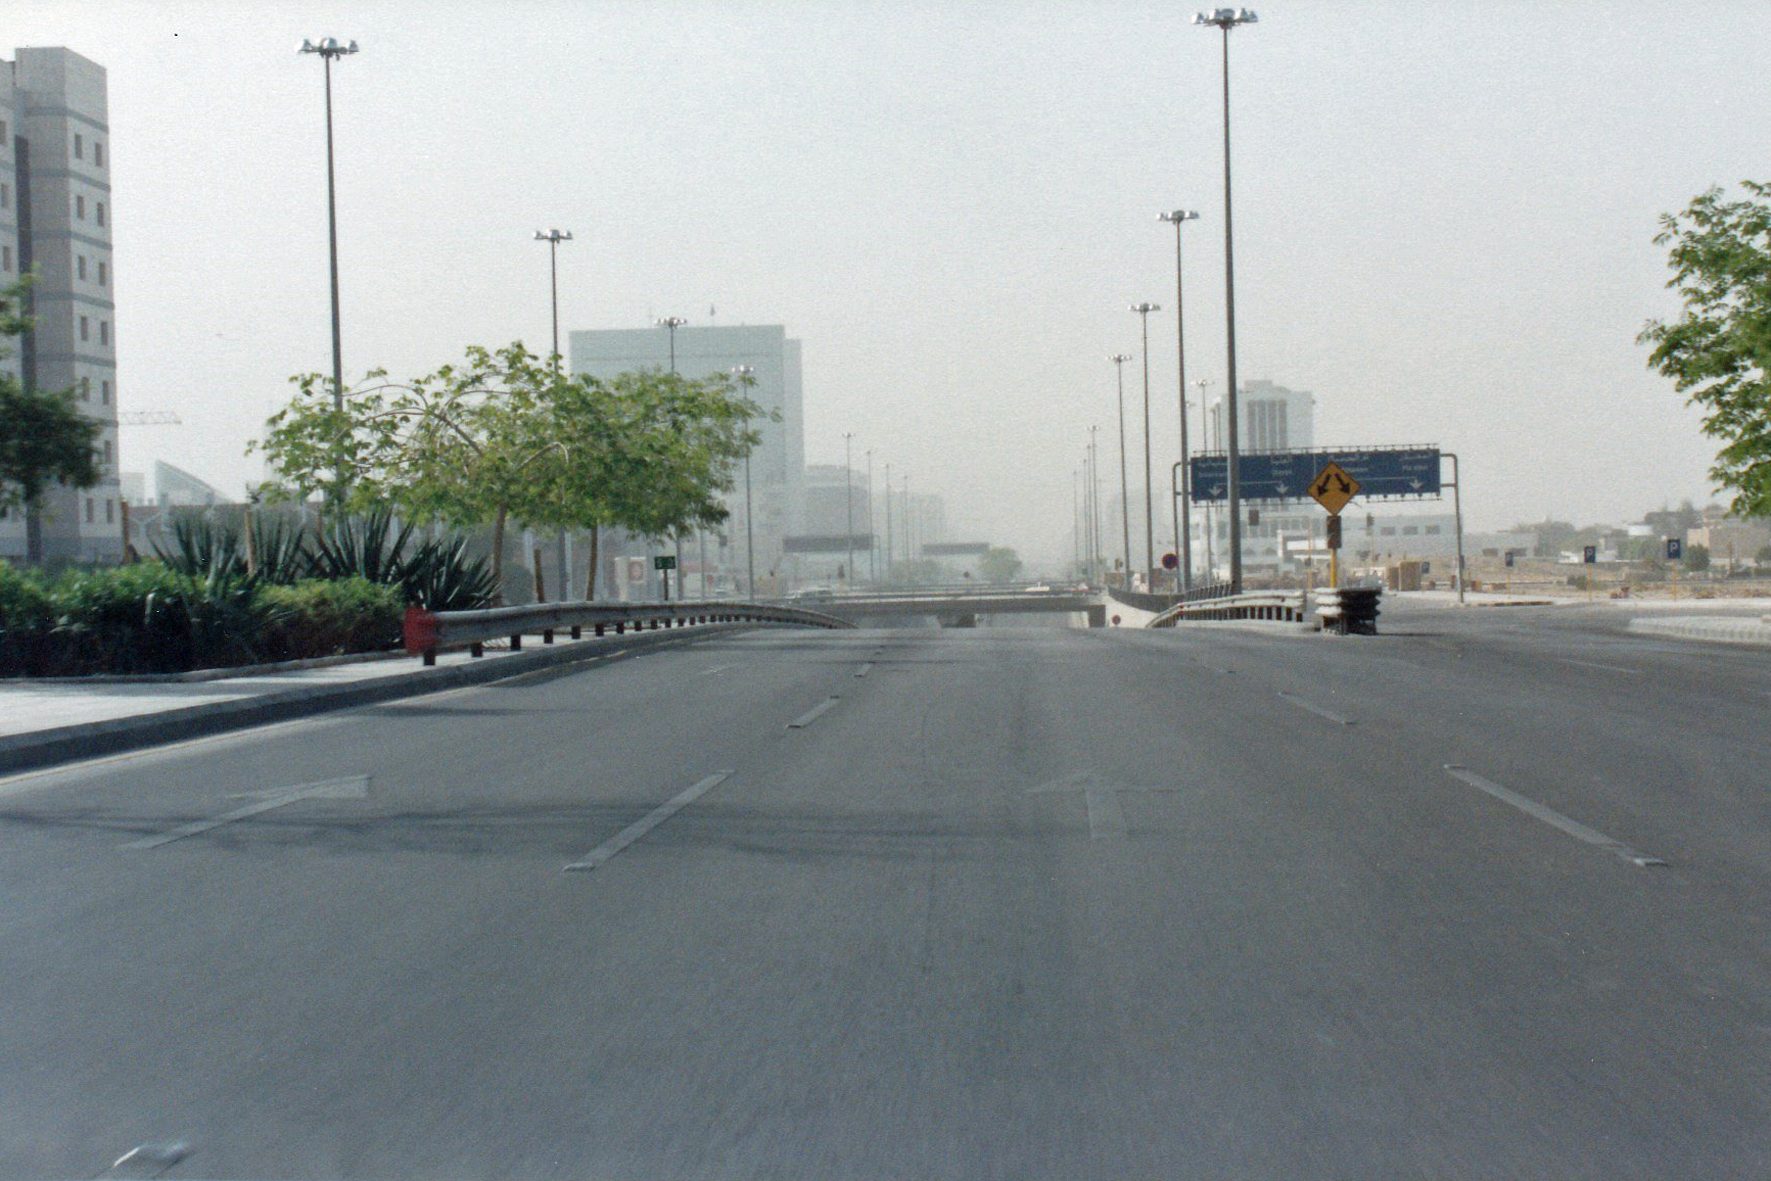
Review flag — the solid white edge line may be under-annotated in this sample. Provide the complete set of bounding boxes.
[1443,765,1666,868]
[1276,691,1354,726]
[1558,658,1642,675]
[563,770,734,872]
[786,697,840,729]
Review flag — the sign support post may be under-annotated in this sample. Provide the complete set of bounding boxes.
[1444,452,1465,604]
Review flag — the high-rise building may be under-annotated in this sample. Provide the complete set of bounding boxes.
[1198,380,1317,577]
[568,323,806,584]
[0,47,120,561]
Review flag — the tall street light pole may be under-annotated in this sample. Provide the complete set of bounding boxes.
[298,37,357,413]
[1089,424,1103,582]
[535,229,572,599]
[1160,209,1200,589]
[1193,377,1215,578]
[843,431,855,587]
[1130,303,1161,589]
[1108,353,1134,588]
[883,464,894,578]
[1195,6,1256,593]
[865,449,876,583]
[657,316,688,590]
[729,365,756,597]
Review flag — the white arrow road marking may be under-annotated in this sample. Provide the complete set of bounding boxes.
[1443,765,1666,868]
[696,664,734,677]
[122,776,370,851]
[854,662,874,678]
[100,1141,191,1180]
[1027,771,1179,839]
[565,771,733,872]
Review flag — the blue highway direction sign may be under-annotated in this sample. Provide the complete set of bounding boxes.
[1189,448,1441,504]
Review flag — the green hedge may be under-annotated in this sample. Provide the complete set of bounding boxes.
[0,560,406,677]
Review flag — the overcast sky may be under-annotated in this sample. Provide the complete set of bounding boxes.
[13,0,1767,566]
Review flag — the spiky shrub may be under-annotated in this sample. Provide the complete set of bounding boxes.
[154,514,245,580]
[401,536,500,610]
[308,507,416,586]
[46,562,273,674]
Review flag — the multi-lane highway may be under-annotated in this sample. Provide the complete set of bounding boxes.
[2,602,1768,1178]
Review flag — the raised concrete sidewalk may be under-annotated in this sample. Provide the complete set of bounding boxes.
[0,623,741,775]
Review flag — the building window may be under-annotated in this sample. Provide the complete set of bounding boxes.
[84,498,94,523]
[79,316,89,342]
[77,255,86,280]
[1,246,9,272]
[1425,525,1442,535]
[101,379,111,404]
[96,202,106,227]
[105,499,114,524]
[98,261,107,286]
[1380,526,1397,536]
[99,321,109,346]
[1,181,8,208]
[74,134,83,160]
[79,377,90,401]
[0,119,7,140]
[75,195,85,220]
[94,142,104,167]
[1402,525,1419,536]
[103,439,113,466]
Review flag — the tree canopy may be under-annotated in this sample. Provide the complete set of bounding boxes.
[1640,180,1771,518]
[255,342,764,594]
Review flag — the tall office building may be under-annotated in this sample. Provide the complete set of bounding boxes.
[569,323,806,584]
[1199,379,1317,576]
[0,47,120,561]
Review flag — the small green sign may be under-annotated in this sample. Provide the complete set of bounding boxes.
[653,555,677,570]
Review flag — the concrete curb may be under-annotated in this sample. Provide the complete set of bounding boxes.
[1627,617,1771,648]
[0,623,753,776]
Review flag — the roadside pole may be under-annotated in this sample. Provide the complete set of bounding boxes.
[1444,452,1466,604]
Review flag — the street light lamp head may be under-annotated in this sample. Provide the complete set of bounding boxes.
[298,37,359,58]
[1160,210,1201,223]
[1193,8,1257,27]
[1108,353,1133,364]
[656,316,688,328]
[1130,302,1161,314]
[533,229,573,243]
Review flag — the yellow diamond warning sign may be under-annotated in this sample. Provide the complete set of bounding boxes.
[1309,461,1360,515]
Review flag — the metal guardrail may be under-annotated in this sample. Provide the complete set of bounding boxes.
[1147,592,1308,628]
[403,598,855,665]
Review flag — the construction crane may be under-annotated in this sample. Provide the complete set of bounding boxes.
[116,411,182,426]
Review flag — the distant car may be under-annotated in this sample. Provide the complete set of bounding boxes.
[788,586,835,602]
[1024,583,1053,593]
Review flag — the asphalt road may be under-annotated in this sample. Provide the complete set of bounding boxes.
[2,602,1768,1179]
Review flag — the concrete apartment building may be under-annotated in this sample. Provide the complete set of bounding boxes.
[0,47,120,562]
[569,323,806,592]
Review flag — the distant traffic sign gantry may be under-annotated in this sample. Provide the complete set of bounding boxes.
[1190,447,1441,504]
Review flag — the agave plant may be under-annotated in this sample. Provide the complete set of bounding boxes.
[401,535,501,611]
[308,506,417,586]
[247,514,312,584]
[154,513,246,580]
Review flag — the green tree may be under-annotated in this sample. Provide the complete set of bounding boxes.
[1640,181,1771,517]
[257,344,763,599]
[0,275,102,563]
[979,546,1023,583]
[1684,542,1711,572]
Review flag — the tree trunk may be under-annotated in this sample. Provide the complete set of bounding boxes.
[584,523,601,601]
[23,500,42,565]
[490,505,508,602]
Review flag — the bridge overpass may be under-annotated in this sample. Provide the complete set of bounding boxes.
[797,586,1106,628]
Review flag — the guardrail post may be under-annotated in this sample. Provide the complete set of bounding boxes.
[543,628,555,645]
[510,633,522,650]
[571,625,581,639]
[470,642,483,658]
[595,623,605,636]
[422,649,436,667]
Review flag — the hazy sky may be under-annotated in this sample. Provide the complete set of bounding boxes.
[13,0,1768,566]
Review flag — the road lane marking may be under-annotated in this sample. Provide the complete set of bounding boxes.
[121,776,370,850]
[564,771,733,872]
[1558,658,1641,675]
[101,1141,191,1179]
[854,662,874,678]
[1277,692,1354,726]
[696,664,734,677]
[1027,771,1177,840]
[1442,765,1666,868]
[786,697,840,729]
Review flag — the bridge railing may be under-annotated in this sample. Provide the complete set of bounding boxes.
[1147,591,1309,628]
[403,598,854,665]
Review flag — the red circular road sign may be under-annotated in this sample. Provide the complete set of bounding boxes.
[1161,552,1179,570]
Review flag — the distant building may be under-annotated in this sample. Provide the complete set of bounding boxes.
[1196,380,1318,575]
[151,460,223,507]
[570,323,806,591]
[0,47,121,562]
